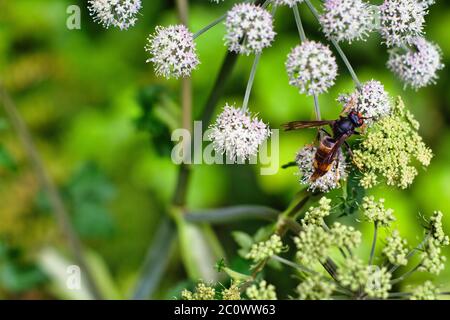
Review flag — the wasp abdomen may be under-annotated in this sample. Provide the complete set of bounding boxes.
[312,136,336,180]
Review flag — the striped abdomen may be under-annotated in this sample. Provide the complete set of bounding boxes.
[311,137,336,181]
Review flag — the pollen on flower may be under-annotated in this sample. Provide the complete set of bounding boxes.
[295,145,347,193]
[208,104,271,162]
[353,97,433,189]
[88,0,142,30]
[145,25,199,79]
[286,41,338,96]
[379,0,426,47]
[338,80,392,124]
[221,282,241,300]
[319,0,373,43]
[224,3,276,55]
[181,282,216,300]
[387,37,444,90]
[246,280,277,300]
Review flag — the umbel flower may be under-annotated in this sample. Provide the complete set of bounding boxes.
[294,224,334,265]
[353,97,433,189]
[362,196,395,226]
[246,234,284,263]
[387,37,444,90]
[418,0,435,8]
[379,0,426,47]
[224,3,276,55]
[221,282,241,300]
[330,222,362,250]
[88,0,142,30]
[383,230,409,266]
[338,80,391,123]
[297,275,336,300]
[410,281,439,300]
[145,25,200,79]
[419,238,446,275]
[295,145,347,193]
[337,258,392,299]
[182,282,216,300]
[429,211,450,246]
[209,104,271,162]
[246,281,277,300]
[302,197,332,225]
[286,41,338,96]
[319,0,373,43]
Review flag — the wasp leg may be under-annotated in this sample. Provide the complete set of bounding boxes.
[344,141,363,171]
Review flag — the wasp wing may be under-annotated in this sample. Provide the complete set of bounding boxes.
[322,133,349,165]
[282,120,334,131]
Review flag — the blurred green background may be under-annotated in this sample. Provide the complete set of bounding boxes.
[0,0,449,299]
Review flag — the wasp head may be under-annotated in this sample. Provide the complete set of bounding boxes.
[349,111,364,127]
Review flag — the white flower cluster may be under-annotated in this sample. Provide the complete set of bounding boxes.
[387,37,444,90]
[88,0,142,30]
[209,104,271,162]
[295,145,347,192]
[379,0,426,47]
[338,80,392,123]
[145,25,200,79]
[319,0,373,43]
[286,41,338,96]
[224,3,276,55]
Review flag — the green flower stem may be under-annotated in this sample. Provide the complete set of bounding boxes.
[293,4,322,120]
[272,255,318,275]
[185,205,280,224]
[390,262,423,285]
[369,222,378,265]
[132,218,176,299]
[193,14,227,39]
[272,255,352,296]
[242,53,261,112]
[388,292,412,298]
[0,84,103,300]
[293,5,307,42]
[304,0,362,89]
[242,4,277,112]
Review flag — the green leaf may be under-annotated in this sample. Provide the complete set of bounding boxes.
[64,162,116,239]
[135,85,178,157]
[231,231,253,250]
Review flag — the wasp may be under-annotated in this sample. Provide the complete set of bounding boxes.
[282,99,364,181]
